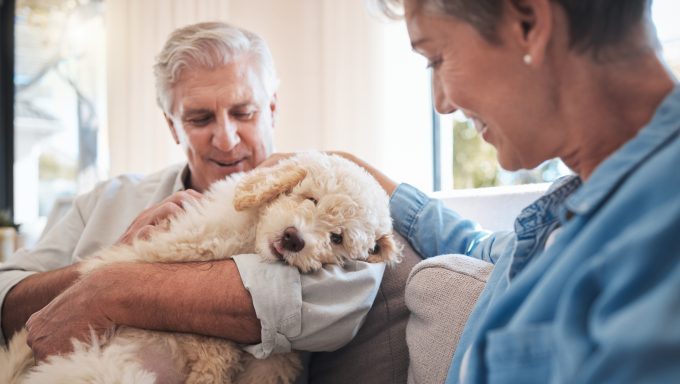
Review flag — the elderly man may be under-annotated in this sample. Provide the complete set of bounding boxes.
[0,22,384,381]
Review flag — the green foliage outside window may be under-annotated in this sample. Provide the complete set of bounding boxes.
[451,119,570,189]
[452,119,499,189]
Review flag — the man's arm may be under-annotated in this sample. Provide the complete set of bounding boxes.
[1,264,80,343]
[2,185,207,350]
[26,253,383,363]
[25,259,260,361]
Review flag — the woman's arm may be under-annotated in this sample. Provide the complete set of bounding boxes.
[259,151,398,196]
[261,151,510,263]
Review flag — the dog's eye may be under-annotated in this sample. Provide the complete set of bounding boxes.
[306,197,318,205]
[369,243,381,254]
[330,233,343,245]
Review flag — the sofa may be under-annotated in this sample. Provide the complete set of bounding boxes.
[26,185,545,383]
[308,185,546,384]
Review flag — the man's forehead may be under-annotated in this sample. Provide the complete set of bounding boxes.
[180,86,255,109]
[172,61,266,112]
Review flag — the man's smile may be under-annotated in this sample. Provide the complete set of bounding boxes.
[210,157,246,168]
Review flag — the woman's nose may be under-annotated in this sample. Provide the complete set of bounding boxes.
[433,77,457,115]
[212,119,241,151]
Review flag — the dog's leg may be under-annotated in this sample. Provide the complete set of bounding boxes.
[235,352,302,384]
[0,329,34,384]
[175,334,244,384]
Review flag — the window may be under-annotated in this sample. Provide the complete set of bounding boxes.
[434,0,680,191]
[653,0,680,76]
[435,111,571,191]
[1,0,15,218]
[13,0,107,244]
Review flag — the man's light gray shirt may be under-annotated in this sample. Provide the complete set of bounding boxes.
[0,164,384,358]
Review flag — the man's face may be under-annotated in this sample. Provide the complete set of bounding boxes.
[165,58,276,192]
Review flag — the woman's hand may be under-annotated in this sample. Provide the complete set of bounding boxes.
[116,189,203,245]
[260,151,399,196]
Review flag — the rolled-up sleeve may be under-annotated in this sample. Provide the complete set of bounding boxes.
[233,253,384,359]
[0,268,38,345]
[390,183,512,264]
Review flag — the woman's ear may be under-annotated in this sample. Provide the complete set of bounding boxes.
[233,162,307,211]
[367,233,403,265]
[506,0,553,66]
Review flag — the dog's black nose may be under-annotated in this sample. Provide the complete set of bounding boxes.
[282,227,305,252]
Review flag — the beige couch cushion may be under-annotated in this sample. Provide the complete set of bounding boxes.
[405,254,493,384]
[308,233,421,384]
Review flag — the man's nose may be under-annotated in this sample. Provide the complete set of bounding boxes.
[212,118,241,151]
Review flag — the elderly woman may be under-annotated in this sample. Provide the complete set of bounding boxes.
[321,0,679,382]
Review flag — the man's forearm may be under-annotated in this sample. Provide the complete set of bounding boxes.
[94,259,261,343]
[1,264,81,341]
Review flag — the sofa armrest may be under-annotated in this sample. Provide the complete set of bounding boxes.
[405,254,493,384]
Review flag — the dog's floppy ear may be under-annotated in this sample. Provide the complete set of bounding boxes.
[234,162,307,211]
[367,233,402,265]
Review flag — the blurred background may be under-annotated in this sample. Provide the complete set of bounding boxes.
[1,0,679,246]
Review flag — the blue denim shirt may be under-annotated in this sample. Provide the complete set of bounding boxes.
[390,86,680,383]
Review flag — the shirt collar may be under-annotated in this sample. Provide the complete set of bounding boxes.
[173,164,192,192]
[566,85,680,216]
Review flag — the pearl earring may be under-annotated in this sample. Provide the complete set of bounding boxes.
[523,54,532,65]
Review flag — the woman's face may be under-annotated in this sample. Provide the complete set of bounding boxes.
[404,1,564,171]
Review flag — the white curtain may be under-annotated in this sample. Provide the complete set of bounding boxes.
[106,0,434,190]
[106,0,231,177]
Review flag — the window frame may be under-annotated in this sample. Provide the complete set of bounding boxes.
[0,0,15,217]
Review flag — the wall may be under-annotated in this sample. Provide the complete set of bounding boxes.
[106,0,434,191]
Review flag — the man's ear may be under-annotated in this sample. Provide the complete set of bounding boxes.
[269,93,278,129]
[164,113,181,145]
[506,0,553,66]
[367,233,403,265]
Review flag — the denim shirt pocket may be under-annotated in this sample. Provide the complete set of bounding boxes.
[485,323,555,384]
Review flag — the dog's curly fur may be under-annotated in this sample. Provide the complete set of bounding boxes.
[0,152,401,384]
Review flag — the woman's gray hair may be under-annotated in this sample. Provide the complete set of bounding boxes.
[154,22,279,115]
[372,0,652,55]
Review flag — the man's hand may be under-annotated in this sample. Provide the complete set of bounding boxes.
[25,270,115,362]
[1,264,81,344]
[116,189,203,245]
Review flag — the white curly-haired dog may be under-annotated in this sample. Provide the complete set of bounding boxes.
[0,152,401,384]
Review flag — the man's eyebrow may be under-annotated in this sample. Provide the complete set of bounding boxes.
[182,108,213,117]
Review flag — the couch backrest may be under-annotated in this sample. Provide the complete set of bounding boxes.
[308,232,421,384]
[309,184,548,384]
[434,183,548,231]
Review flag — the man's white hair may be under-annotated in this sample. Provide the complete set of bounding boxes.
[154,21,279,115]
